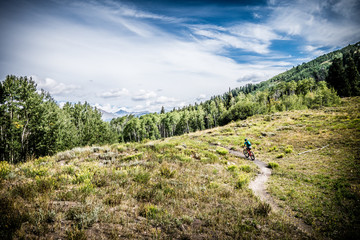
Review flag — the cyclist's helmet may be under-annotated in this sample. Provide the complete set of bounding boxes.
[245,138,247,141]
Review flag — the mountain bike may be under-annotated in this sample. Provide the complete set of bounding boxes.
[243,148,255,161]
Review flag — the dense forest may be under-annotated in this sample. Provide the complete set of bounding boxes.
[1,42,359,163]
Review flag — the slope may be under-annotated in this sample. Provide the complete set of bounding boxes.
[1,97,359,239]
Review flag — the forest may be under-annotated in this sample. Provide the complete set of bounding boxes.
[1,42,359,163]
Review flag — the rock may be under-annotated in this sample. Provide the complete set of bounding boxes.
[276,126,294,131]
[261,132,276,137]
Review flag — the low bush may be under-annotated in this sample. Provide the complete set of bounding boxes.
[139,204,163,220]
[0,161,11,179]
[276,153,285,158]
[239,165,251,173]
[66,205,99,229]
[284,145,293,154]
[254,202,271,217]
[227,165,238,172]
[268,146,279,152]
[268,162,279,169]
[159,164,176,178]
[235,174,249,189]
[216,147,229,155]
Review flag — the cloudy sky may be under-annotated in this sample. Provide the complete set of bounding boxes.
[1,0,360,113]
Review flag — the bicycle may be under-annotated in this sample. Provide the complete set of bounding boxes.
[243,147,255,161]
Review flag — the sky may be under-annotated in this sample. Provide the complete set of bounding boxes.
[1,0,360,114]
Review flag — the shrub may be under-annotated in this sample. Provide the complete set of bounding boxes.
[35,176,58,193]
[63,165,76,175]
[268,146,279,152]
[284,145,293,154]
[209,182,220,189]
[66,205,99,229]
[122,152,143,161]
[239,165,251,173]
[133,171,151,184]
[254,202,272,217]
[56,150,75,161]
[268,162,279,169]
[227,165,238,172]
[139,204,162,220]
[23,166,48,178]
[235,174,249,189]
[66,227,87,240]
[159,164,176,178]
[276,153,285,158]
[72,170,93,184]
[78,179,94,194]
[216,147,228,155]
[104,193,124,206]
[0,161,11,179]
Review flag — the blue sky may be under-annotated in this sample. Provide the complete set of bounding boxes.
[1,0,359,113]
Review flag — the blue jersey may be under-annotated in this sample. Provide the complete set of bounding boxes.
[244,140,251,147]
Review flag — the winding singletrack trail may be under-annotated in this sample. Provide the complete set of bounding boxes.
[226,147,314,237]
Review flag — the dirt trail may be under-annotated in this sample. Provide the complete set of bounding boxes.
[227,148,314,236]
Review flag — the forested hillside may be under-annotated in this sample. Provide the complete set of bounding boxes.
[0,76,116,163]
[1,42,359,163]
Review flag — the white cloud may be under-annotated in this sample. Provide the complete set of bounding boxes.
[98,88,129,98]
[155,96,177,104]
[191,23,281,54]
[132,90,157,101]
[268,0,360,47]
[35,77,79,95]
[196,94,206,101]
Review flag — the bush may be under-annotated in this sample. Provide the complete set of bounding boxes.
[66,205,99,229]
[0,161,11,179]
[254,202,272,217]
[284,145,293,154]
[66,227,87,240]
[268,146,279,152]
[139,204,163,220]
[227,165,238,172]
[235,174,249,189]
[104,193,124,206]
[159,164,176,178]
[268,162,279,169]
[133,171,151,184]
[239,165,251,173]
[276,153,285,158]
[216,147,229,155]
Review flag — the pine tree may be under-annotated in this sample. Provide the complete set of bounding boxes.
[345,57,360,96]
[326,58,347,96]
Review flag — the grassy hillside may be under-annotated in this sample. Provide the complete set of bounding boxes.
[1,97,359,240]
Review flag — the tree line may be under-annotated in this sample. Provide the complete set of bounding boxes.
[110,78,340,142]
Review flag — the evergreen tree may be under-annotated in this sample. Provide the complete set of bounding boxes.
[345,57,360,96]
[326,58,347,96]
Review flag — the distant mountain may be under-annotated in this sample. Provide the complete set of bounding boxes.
[99,109,118,121]
[100,108,151,121]
[115,109,129,117]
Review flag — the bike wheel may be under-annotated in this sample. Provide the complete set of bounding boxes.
[243,149,249,158]
[250,151,255,161]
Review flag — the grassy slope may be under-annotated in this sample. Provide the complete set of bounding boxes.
[1,97,359,240]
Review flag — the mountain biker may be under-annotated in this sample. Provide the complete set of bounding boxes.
[244,138,252,151]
